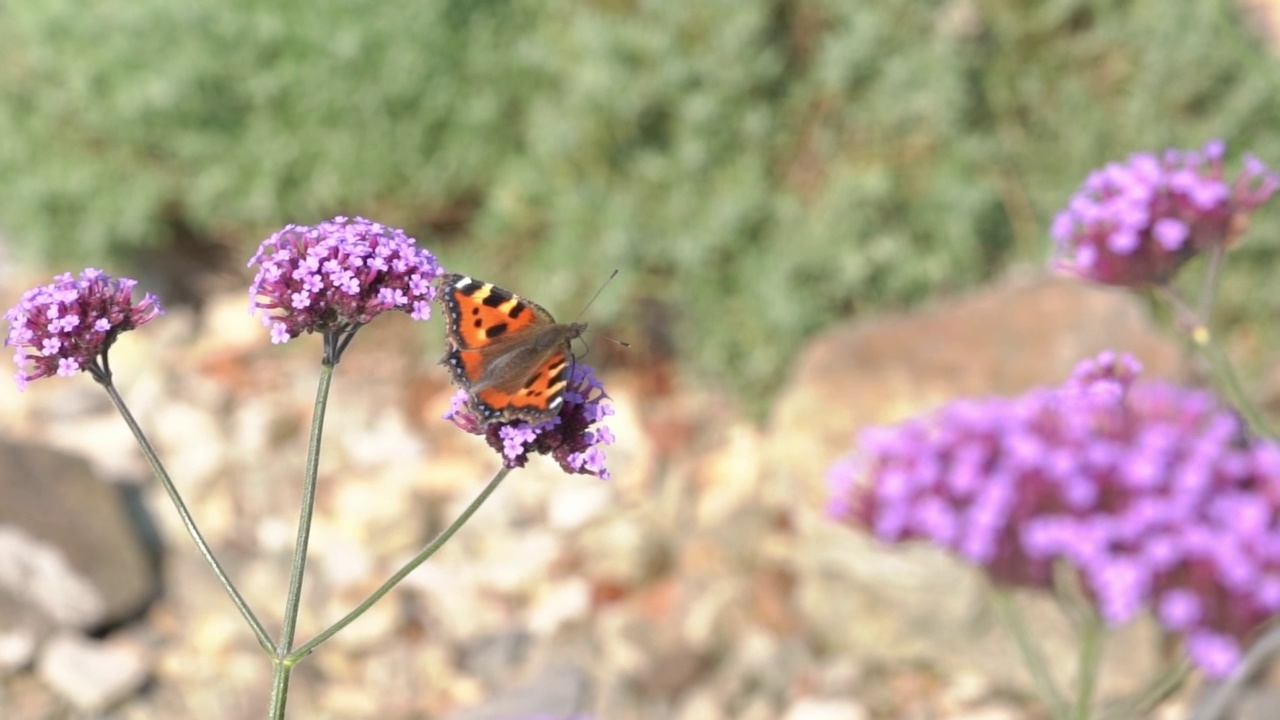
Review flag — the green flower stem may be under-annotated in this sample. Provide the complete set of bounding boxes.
[1157,283,1274,440]
[1101,658,1190,720]
[994,589,1070,720]
[1195,245,1226,323]
[288,466,511,662]
[1194,330,1275,440]
[1070,607,1104,720]
[268,361,335,719]
[101,380,274,654]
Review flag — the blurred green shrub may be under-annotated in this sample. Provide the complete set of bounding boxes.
[2,0,1279,402]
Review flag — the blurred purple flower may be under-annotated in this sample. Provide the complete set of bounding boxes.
[3,269,163,389]
[445,363,615,479]
[828,351,1280,678]
[247,216,442,344]
[1050,140,1278,286]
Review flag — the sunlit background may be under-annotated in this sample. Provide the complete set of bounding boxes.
[3,1,1280,718]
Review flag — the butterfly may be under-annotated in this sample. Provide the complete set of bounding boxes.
[439,273,588,425]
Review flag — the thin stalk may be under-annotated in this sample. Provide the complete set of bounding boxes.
[1195,245,1226,323]
[1196,332,1275,440]
[1101,658,1191,720]
[268,361,335,719]
[289,466,511,661]
[1157,284,1274,439]
[994,590,1070,720]
[1070,607,1104,720]
[101,380,274,654]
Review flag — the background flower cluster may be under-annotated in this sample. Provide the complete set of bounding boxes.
[830,351,1280,677]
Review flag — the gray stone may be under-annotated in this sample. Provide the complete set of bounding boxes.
[0,439,157,630]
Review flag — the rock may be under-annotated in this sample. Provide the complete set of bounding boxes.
[0,625,39,676]
[674,690,723,720]
[793,519,1161,699]
[37,632,150,712]
[446,659,591,720]
[690,422,765,526]
[547,479,614,531]
[782,698,871,720]
[575,515,669,588]
[0,440,157,630]
[473,529,561,594]
[148,401,227,494]
[769,274,1184,509]
[528,577,592,636]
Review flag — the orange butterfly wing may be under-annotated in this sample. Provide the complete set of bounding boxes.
[440,274,585,424]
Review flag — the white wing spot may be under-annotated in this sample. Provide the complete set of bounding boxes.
[454,276,474,288]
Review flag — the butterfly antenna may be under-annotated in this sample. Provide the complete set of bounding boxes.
[573,268,620,322]
[574,269,631,361]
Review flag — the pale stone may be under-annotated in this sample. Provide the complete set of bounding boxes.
[313,529,376,590]
[547,479,614,531]
[782,698,871,720]
[528,577,591,636]
[255,514,295,554]
[694,422,764,526]
[675,690,723,720]
[474,529,560,593]
[0,626,38,674]
[37,633,150,712]
[150,401,227,493]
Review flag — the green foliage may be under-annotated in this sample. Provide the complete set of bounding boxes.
[2,0,1279,404]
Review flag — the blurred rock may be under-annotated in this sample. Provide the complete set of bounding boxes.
[0,625,39,676]
[547,479,614,531]
[0,440,156,630]
[446,658,591,720]
[528,577,592,636]
[782,698,870,720]
[769,274,1184,509]
[37,632,150,712]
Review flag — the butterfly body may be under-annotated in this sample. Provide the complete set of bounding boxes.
[440,273,587,424]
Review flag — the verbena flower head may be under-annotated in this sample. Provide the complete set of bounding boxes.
[444,363,615,480]
[1050,140,1279,286]
[248,216,442,344]
[829,351,1280,678]
[3,269,163,389]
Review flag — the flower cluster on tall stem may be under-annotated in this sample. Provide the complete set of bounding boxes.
[248,216,443,359]
[829,352,1280,679]
[1050,140,1278,287]
[3,269,163,389]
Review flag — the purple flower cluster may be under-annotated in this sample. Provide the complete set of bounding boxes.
[248,216,442,344]
[3,269,163,389]
[828,351,1280,678]
[1050,140,1278,286]
[445,363,615,479]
